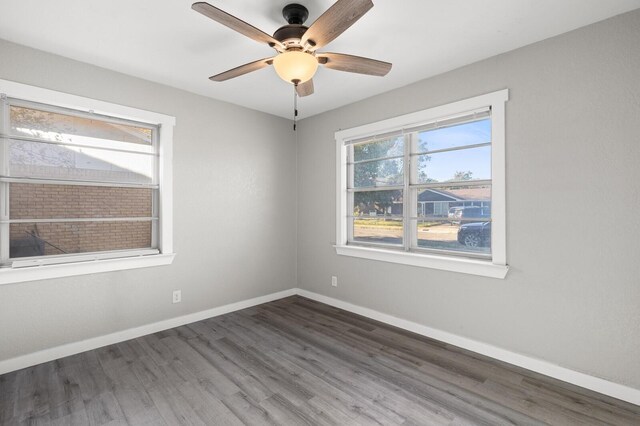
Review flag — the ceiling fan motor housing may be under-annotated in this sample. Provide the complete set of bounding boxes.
[275,4,311,48]
[282,3,309,25]
[273,24,308,47]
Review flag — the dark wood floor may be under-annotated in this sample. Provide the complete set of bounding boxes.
[1,296,639,425]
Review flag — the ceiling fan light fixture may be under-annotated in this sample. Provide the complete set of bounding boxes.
[273,51,318,84]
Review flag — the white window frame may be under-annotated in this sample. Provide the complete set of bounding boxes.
[335,89,508,278]
[0,79,175,285]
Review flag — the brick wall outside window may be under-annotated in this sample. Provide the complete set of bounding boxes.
[9,183,153,256]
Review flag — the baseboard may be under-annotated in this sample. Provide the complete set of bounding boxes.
[295,289,640,406]
[2,286,638,406]
[0,288,296,375]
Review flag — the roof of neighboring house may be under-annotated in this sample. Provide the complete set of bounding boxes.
[418,186,491,202]
[9,105,153,184]
[11,144,150,184]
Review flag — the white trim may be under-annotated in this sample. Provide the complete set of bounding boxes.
[296,289,640,406]
[0,79,175,282]
[335,137,347,245]
[335,90,507,142]
[9,248,160,268]
[335,89,509,276]
[490,99,507,266]
[0,288,296,374]
[0,79,175,127]
[334,245,508,279]
[158,116,174,255]
[0,253,175,285]
[0,96,9,262]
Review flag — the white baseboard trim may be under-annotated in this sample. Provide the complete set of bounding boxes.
[2,286,638,406]
[0,288,296,376]
[295,289,640,406]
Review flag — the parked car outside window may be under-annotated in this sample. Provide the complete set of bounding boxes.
[457,222,491,248]
[449,206,490,224]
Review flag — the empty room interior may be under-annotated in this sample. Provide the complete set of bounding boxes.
[1,0,639,424]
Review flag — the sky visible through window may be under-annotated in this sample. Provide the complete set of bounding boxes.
[418,119,491,182]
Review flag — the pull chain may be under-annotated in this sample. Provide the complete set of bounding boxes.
[292,79,299,131]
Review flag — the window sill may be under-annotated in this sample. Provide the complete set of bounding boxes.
[0,253,176,285]
[334,245,508,279]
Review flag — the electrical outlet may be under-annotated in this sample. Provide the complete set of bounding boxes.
[172,290,181,304]
[331,276,338,287]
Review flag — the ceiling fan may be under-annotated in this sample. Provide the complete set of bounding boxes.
[191,0,392,98]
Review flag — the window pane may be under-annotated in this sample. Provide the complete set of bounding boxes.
[353,158,403,188]
[353,137,403,162]
[9,221,153,258]
[353,190,403,216]
[9,183,153,219]
[353,217,403,246]
[416,185,491,219]
[9,105,153,146]
[417,118,490,153]
[7,139,154,184]
[415,145,491,184]
[415,218,490,255]
[415,185,491,255]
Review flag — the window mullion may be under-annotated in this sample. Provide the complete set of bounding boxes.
[0,95,9,262]
[347,145,354,243]
[403,133,411,251]
[151,127,159,248]
[408,132,418,250]
[3,217,157,224]
[0,177,158,189]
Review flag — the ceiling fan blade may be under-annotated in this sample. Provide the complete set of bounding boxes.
[301,0,373,51]
[296,79,314,97]
[317,52,391,76]
[192,2,284,50]
[209,57,274,81]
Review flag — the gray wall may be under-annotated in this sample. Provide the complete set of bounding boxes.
[0,39,297,361]
[297,9,640,388]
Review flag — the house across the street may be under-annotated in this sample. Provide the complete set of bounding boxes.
[388,186,491,216]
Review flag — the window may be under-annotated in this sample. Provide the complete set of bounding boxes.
[335,90,508,278]
[0,79,175,284]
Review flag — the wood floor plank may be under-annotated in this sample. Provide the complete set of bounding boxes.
[136,334,175,367]
[221,391,279,426]
[1,295,639,426]
[14,363,53,423]
[145,381,208,426]
[0,371,19,424]
[99,362,167,426]
[83,391,127,426]
[47,363,92,422]
[159,335,241,399]
[185,335,275,403]
[213,336,315,406]
[258,393,320,426]
[170,380,244,426]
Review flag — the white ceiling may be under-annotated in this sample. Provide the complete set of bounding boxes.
[1,0,639,119]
